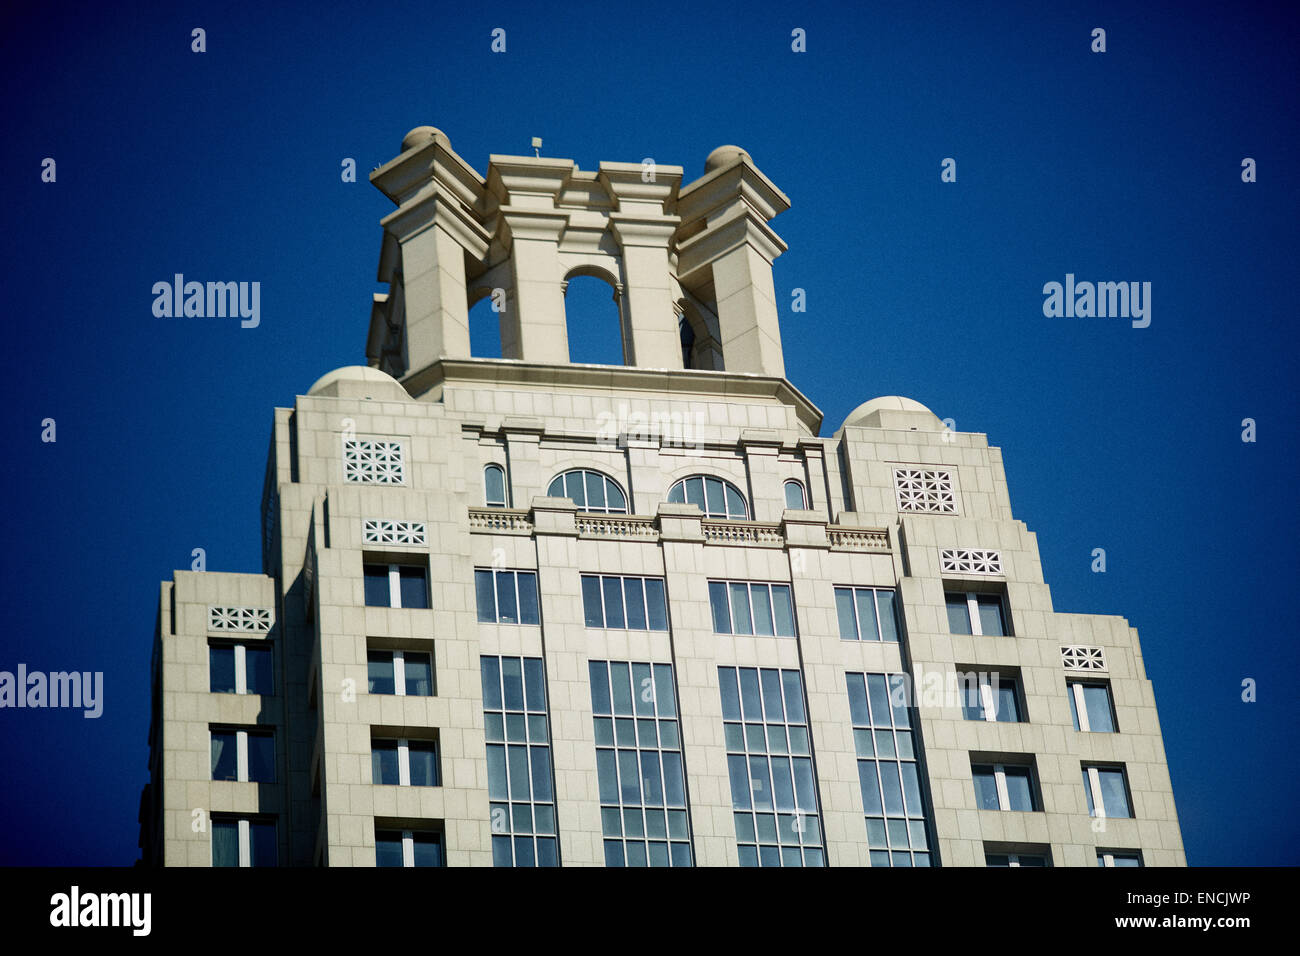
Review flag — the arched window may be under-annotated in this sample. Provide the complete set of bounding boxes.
[547,469,627,514]
[484,464,507,508]
[784,479,807,510]
[667,475,748,520]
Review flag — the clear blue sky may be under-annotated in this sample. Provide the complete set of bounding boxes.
[1,0,1295,866]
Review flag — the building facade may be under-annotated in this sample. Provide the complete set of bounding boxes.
[138,127,1185,867]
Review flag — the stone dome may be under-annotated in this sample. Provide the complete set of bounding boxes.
[306,365,410,402]
[840,395,945,432]
[705,145,752,173]
[401,125,446,152]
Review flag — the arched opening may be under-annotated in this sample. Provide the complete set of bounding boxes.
[468,288,503,359]
[564,273,625,366]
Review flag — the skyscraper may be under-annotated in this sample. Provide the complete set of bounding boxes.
[138,127,1184,867]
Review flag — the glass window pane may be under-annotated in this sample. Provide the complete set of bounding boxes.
[584,471,606,511]
[709,581,731,633]
[602,577,625,629]
[618,750,641,803]
[475,570,496,622]
[846,674,869,724]
[946,594,972,634]
[792,757,816,811]
[653,663,676,716]
[631,662,655,716]
[663,751,686,806]
[209,646,236,693]
[1099,769,1130,817]
[501,657,524,710]
[412,833,442,867]
[784,481,805,510]
[1068,685,1082,730]
[1004,767,1034,811]
[996,681,1019,722]
[900,762,923,815]
[719,668,741,721]
[404,655,433,696]
[739,668,762,719]
[211,732,237,780]
[367,651,395,695]
[364,565,391,608]
[879,763,904,815]
[888,675,911,728]
[212,821,239,866]
[480,657,502,709]
[249,821,276,867]
[507,745,530,800]
[1083,769,1096,814]
[972,768,999,809]
[609,662,633,715]
[645,579,668,631]
[546,474,563,497]
[495,571,518,623]
[582,576,604,627]
[729,583,753,635]
[372,741,399,785]
[399,566,428,609]
[977,595,1006,636]
[876,590,899,642]
[782,671,806,722]
[771,585,795,636]
[514,836,535,868]
[641,754,664,805]
[855,589,879,641]
[725,483,746,519]
[245,646,273,695]
[751,586,774,635]
[961,676,984,720]
[589,661,611,714]
[529,747,552,801]
[624,579,647,630]
[523,657,546,710]
[866,674,891,727]
[486,465,506,504]
[247,733,275,783]
[749,756,773,810]
[858,763,883,814]
[565,471,586,507]
[684,477,706,511]
[596,749,619,803]
[517,572,539,625]
[704,477,724,516]
[666,481,684,504]
[605,481,626,513]
[761,669,784,721]
[375,832,403,867]
[1084,685,1115,732]
[835,588,858,640]
[728,755,751,810]
[408,743,438,786]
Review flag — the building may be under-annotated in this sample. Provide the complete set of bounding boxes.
[137,126,1186,867]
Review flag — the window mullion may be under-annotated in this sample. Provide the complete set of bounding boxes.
[979,680,997,722]
[1072,683,1090,731]
[1088,766,1106,817]
[966,593,982,636]
[994,765,1010,810]
[237,730,249,782]
[402,831,415,867]
[238,819,250,867]
[389,564,402,609]
[234,644,247,695]
[398,739,411,786]
[394,651,407,697]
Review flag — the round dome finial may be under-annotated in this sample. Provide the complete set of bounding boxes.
[401,125,445,152]
[705,145,751,173]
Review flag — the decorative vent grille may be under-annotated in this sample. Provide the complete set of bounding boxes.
[1060,645,1107,672]
[363,519,427,546]
[343,439,405,484]
[893,468,957,514]
[208,606,272,633]
[940,548,1003,575]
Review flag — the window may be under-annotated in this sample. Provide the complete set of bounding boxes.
[834,586,901,642]
[848,673,933,866]
[484,464,507,508]
[375,828,444,867]
[960,672,1024,722]
[945,590,1010,636]
[482,656,558,866]
[212,816,276,867]
[667,475,747,520]
[209,643,273,695]
[719,666,824,867]
[971,761,1039,811]
[581,575,668,630]
[708,580,796,637]
[475,569,540,625]
[547,469,627,514]
[210,728,276,783]
[371,737,439,786]
[590,661,692,866]
[363,562,429,609]
[1082,764,1133,818]
[1097,849,1143,867]
[783,479,807,510]
[367,650,434,696]
[1068,680,1117,732]
[985,850,1050,867]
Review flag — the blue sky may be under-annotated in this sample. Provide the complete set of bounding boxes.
[1,0,1296,865]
